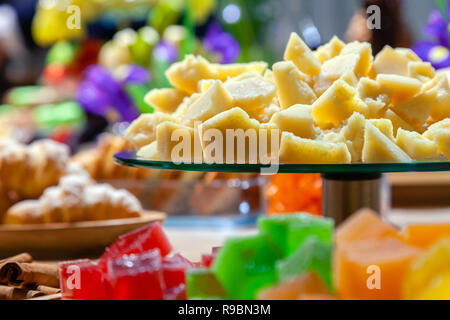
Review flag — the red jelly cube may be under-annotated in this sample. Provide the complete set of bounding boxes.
[164,283,187,300]
[108,249,165,300]
[59,259,107,300]
[201,254,215,268]
[162,253,194,288]
[99,222,172,270]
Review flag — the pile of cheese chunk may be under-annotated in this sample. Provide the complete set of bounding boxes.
[125,33,450,164]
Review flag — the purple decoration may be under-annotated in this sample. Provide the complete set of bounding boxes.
[123,65,151,85]
[203,23,240,64]
[76,65,139,122]
[154,41,179,63]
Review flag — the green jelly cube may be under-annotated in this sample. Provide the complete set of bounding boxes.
[186,268,227,299]
[276,236,333,291]
[258,213,333,256]
[212,234,283,300]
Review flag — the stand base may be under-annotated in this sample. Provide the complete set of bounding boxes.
[321,173,389,225]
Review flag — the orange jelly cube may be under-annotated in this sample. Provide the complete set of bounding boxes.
[401,224,450,248]
[335,209,400,245]
[258,272,331,300]
[335,237,423,300]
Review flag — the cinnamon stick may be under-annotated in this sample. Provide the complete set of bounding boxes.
[0,262,59,288]
[34,285,61,295]
[0,285,44,300]
[0,253,33,265]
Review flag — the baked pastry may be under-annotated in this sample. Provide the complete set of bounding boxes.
[72,134,150,180]
[3,170,142,225]
[0,139,69,200]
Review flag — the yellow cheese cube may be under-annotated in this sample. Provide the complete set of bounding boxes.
[269,104,317,139]
[339,41,373,76]
[198,107,261,163]
[422,74,450,121]
[362,121,412,163]
[408,62,435,82]
[144,88,187,114]
[314,70,358,97]
[136,141,159,160]
[166,55,218,94]
[369,119,395,141]
[357,77,391,117]
[391,89,437,129]
[396,128,438,161]
[376,74,423,104]
[124,112,175,149]
[311,80,367,129]
[224,72,277,113]
[396,48,421,62]
[284,32,321,76]
[423,119,450,158]
[279,132,351,164]
[321,54,359,81]
[273,61,317,109]
[372,46,410,76]
[314,35,346,63]
[384,109,415,134]
[156,121,199,162]
[211,61,268,81]
[181,81,233,126]
[341,112,366,162]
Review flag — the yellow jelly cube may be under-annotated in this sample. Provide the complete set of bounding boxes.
[284,32,321,76]
[376,74,422,104]
[166,55,218,94]
[279,131,351,164]
[384,109,415,134]
[211,61,268,81]
[341,112,366,162]
[314,35,346,63]
[417,272,450,300]
[422,74,450,121]
[408,62,435,82]
[269,104,317,139]
[423,119,450,158]
[136,141,159,160]
[144,88,187,114]
[362,121,412,163]
[403,239,450,300]
[124,112,176,149]
[339,41,373,76]
[156,121,198,162]
[390,89,437,129]
[224,72,277,113]
[181,81,233,126]
[311,80,367,129]
[372,46,410,76]
[273,61,317,109]
[395,128,438,161]
[369,119,395,141]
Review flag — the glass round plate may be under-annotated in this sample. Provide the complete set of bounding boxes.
[115,151,450,174]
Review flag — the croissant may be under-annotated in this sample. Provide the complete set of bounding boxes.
[72,134,150,180]
[0,139,69,200]
[3,171,143,225]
